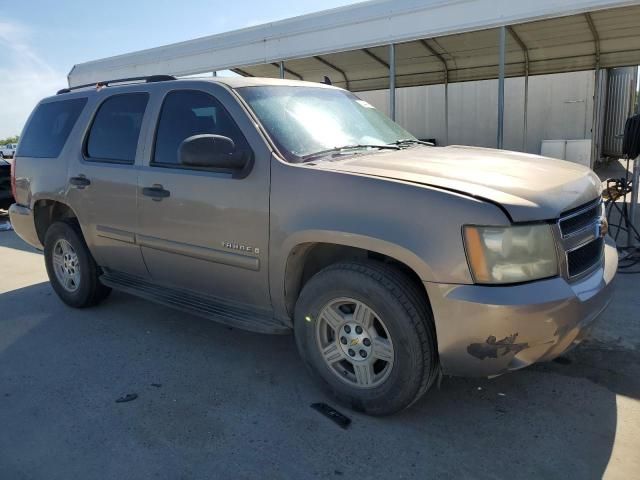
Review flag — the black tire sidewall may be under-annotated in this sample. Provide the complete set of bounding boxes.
[44,221,100,308]
[295,264,434,415]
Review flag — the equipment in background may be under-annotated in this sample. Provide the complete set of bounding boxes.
[604,113,640,273]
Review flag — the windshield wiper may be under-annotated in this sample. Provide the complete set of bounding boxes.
[301,144,400,162]
[389,139,434,147]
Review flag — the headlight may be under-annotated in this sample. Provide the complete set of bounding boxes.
[463,224,558,284]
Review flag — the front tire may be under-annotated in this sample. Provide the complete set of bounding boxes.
[294,261,438,416]
[44,220,111,308]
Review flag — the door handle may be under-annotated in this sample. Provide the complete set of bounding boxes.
[142,185,171,201]
[69,176,91,188]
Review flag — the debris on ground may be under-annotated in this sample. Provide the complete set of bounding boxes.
[115,393,138,403]
[311,402,351,429]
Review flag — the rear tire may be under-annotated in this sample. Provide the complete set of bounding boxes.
[294,260,438,416]
[44,220,111,308]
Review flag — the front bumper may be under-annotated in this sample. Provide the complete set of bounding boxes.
[8,204,43,250]
[425,236,617,377]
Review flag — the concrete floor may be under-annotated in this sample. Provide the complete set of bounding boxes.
[1,222,639,479]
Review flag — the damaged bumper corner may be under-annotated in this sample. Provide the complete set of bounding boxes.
[425,236,618,377]
[8,204,42,250]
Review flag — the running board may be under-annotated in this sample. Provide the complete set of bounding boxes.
[100,270,290,335]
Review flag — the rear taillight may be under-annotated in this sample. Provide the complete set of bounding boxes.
[10,158,17,201]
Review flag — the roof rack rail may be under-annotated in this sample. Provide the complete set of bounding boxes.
[56,74,177,95]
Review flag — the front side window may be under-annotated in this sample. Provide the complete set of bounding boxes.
[86,93,148,163]
[153,90,250,166]
[18,98,87,158]
[237,86,415,162]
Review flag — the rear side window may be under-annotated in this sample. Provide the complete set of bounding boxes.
[18,98,87,158]
[86,93,148,163]
[153,90,250,166]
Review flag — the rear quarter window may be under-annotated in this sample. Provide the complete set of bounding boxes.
[85,93,148,163]
[17,98,87,158]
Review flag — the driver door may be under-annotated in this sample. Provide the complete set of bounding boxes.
[137,84,272,309]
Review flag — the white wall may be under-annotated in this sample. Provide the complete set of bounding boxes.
[357,70,595,154]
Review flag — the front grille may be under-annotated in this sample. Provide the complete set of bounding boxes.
[559,199,601,237]
[567,238,604,277]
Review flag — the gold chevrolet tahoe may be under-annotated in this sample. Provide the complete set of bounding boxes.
[9,76,616,415]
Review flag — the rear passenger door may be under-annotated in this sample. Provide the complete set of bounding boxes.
[66,91,150,278]
[137,84,271,309]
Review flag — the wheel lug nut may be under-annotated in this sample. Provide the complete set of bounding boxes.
[360,350,367,358]
[340,336,347,345]
[355,326,363,334]
[344,325,351,334]
[363,338,371,347]
[348,349,355,357]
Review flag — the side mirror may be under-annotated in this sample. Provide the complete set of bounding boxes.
[179,134,248,171]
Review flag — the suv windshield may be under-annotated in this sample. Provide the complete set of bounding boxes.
[237,86,416,162]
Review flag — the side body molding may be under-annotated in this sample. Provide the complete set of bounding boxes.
[137,234,260,271]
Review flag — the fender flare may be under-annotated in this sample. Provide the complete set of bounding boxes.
[281,229,434,281]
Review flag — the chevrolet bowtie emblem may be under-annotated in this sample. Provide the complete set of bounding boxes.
[350,338,359,346]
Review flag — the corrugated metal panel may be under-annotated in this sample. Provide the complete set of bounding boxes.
[602,67,638,157]
[357,70,595,152]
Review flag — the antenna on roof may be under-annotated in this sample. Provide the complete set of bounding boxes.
[322,76,332,85]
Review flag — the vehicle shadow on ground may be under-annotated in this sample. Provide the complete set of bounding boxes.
[0,283,624,479]
[0,227,42,255]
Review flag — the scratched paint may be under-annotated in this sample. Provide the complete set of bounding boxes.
[467,333,529,360]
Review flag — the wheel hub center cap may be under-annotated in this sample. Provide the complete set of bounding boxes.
[338,321,372,361]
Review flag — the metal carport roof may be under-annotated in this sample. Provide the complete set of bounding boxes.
[231,5,640,91]
[66,0,640,161]
[68,0,640,90]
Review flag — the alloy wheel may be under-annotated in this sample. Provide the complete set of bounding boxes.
[315,297,395,389]
[52,239,81,292]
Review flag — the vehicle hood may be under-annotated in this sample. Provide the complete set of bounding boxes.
[312,145,602,222]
